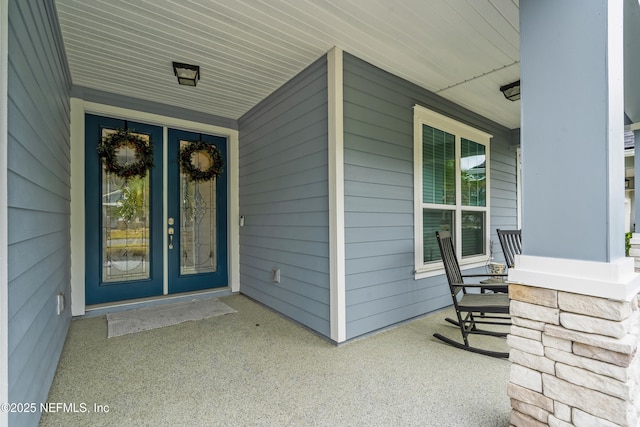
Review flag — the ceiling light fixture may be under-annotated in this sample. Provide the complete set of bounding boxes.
[499,80,520,101]
[172,62,200,86]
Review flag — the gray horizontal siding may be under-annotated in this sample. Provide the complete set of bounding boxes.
[343,53,517,339]
[7,1,72,426]
[71,86,239,130]
[238,55,330,337]
[489,144,519,239]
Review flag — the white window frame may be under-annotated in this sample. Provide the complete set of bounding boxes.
[413,105,492,279]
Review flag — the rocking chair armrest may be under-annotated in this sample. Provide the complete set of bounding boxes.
[461,273,507,278]
[454,283,507,291]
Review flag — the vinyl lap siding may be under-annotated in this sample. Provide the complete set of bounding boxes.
[490,149,518,232]
[343,53,517,339]
[238,56,330,337]
[7,1,71,426]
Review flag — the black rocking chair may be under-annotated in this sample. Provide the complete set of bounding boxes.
[433,231,511,358]
[496,229,522,269]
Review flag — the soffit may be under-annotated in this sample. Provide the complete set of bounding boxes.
[55,0,521,128]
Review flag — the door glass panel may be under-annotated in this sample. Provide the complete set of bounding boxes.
[180,140,217,275]
[102,129,151,282]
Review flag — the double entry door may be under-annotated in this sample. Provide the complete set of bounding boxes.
[85,114,228,305]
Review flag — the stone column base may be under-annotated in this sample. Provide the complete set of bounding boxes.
[507,284,640,426]
[628,233,640,272]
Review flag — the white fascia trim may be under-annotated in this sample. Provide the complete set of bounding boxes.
[0,0,9,422]
[70,99,241,314]
[328,47,346,343]
[509,254,640,301]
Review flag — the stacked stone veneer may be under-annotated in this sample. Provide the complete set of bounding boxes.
[629,236,640,273]
[507,284,640,427]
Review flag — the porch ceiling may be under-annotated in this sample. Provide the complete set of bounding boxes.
[55,0,521,128]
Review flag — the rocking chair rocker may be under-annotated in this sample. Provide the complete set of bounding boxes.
[432,231,511,358]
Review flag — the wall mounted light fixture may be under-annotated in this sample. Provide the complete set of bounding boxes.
[500,80,520,101]
[172,62,200,86]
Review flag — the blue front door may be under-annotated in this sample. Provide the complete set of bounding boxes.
[167,128,228,293]
[85,115,228,305]
[85,114,164,304]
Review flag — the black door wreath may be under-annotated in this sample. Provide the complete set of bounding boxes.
[179,141,224,182]
[97,129,154,179]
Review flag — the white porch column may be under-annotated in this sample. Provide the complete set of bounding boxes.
[509,1,640,426]
[629,129,640,270]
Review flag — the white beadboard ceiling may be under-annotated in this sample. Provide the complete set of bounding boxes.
[55,0,521,129]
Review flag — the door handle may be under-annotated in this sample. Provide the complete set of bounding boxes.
[168,227,174,249]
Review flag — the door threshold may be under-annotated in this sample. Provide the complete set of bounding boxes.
[81,288,236,319]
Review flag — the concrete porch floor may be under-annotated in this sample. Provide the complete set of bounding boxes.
[39,294,510,426]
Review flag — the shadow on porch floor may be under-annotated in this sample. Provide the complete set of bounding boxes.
[39,294,510,427]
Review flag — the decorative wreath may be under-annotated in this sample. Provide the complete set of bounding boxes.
[97,129,154,179]
[179,141,224,182]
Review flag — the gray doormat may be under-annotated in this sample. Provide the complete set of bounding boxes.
[106,298,236,338]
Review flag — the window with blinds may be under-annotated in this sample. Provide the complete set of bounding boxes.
[413,105,492,277]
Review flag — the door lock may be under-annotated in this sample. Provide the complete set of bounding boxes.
[168,227,174,249]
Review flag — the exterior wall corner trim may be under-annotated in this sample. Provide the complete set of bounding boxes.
[328,47,346,343]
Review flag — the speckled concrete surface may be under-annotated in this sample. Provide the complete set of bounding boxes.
[39,294,510,427]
